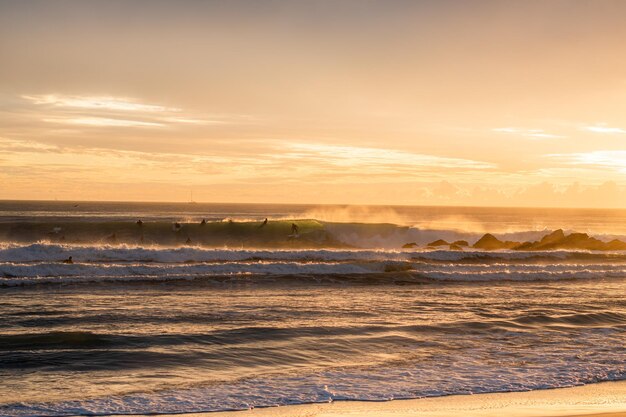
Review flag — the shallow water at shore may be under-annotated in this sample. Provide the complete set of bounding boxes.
[2,277,626,416]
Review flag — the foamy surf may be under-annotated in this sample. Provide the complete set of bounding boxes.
[1,243,625,286]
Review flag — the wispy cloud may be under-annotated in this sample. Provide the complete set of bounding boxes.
[22,94,178,112]
[21,94,238,128]
[583,124,626,134]
[548,150,626,173]
[161,116,223,125]
[0,137,57,152]
[0,136,497,188]
[493,127,564,139]
[43,117,164,127]
[281,143,495,170]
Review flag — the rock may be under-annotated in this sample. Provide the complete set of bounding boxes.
[514,241,535,250]
[606,239,626,250]
[427,239,449,247]
[473,233,520,250]
[558,233,604,250]
[452,240,469,247]
[528,229,566,249]
[402,242,418,248]
[473,233,501,249]
[449,244,463,251]
[513,230,626,251]
[540,229,565,245]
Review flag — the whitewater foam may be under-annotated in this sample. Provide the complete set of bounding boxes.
[1,243,625,287]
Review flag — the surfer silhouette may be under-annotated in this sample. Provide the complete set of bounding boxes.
[63,256,73,264]
[259,218,268,228]
[200,219,207,225]
[136,219,143,226]
[291,223,299,235]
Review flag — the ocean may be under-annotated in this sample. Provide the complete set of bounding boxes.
[1,201,625,416]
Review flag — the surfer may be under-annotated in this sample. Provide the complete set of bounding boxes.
[200,219,207,225]
[62,256,73,264]
[136,219,143,226]
[185,237,192,245]
[173,222,181,232]
[291,223,299,235]
[259,218,268,228]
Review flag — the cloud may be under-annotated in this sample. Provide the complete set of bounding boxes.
[493,127,564,139]
[1,136,625,207]
[548,150,626,173]
[0,137,57,152]
[22,94,178,112]
[583,124,626,134]
[161,116,223,125]
[20,94,235,128]
[0,137,496,189]
[43,117,164,127]
[281,143,495,170]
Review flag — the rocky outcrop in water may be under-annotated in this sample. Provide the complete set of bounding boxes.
[471,229,626,251]
[427,239,449,247]
[472,233,521,250]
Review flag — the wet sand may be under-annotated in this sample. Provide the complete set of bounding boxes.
[144,381,626,417]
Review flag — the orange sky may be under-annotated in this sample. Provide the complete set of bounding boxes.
[0,0,625,207]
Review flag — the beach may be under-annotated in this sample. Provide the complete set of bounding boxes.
[188,381,626,417]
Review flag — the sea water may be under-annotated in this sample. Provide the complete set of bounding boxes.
[1,201,625,416]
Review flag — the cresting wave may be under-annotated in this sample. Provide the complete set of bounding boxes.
[3,218,626,249]
[1,243,626,286]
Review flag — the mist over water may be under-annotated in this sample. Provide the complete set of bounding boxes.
[1,201,625,416]
[1,200,626,233]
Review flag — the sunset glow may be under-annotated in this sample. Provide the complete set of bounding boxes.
[1,1,625,207]
[2,3,626,417]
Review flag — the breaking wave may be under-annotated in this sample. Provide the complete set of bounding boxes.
[1,242,625,287]
[3,218,624,249]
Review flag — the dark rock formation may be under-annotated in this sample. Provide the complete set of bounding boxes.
[412,229,626,252]
[472,233,520,250]
[606,239,626,250]
[402,242,418,248]
[427,239,449,247]
[537,229,565,246]
[513,229,626,251]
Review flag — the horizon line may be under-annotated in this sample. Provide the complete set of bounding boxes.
[0,198,624,211]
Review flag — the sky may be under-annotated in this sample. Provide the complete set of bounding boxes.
[0,0,625,207]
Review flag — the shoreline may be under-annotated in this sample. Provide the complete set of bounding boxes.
[130,381,626,417]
